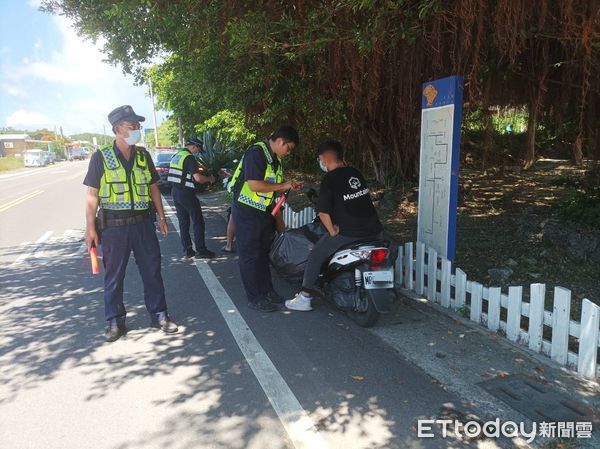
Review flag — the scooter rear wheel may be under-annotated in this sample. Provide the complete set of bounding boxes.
[347,290,380,327]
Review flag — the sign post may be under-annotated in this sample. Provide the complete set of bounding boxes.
[417,75,464,261]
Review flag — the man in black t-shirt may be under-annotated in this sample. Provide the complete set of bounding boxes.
[286,140,383,312]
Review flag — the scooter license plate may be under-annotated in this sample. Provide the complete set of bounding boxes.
[363,269,394,289]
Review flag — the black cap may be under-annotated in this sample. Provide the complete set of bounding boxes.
[108,105,145,126]
[185,137,204,148]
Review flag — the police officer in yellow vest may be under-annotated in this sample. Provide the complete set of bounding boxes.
[168,137,216,259]
[83,105,178,342]
[229,126,303,312]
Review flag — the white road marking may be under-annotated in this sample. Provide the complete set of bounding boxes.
[11,231,54,266]
[163,199,330,449]
[34,229,85,259]
[26,229,89,261]
[0,161,88,181]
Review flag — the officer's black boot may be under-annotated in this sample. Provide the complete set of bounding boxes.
[265,290,285,304]
[105,322,127,342]
[247,298,278,312]
[194,249,215,259]
[151,312,179,334]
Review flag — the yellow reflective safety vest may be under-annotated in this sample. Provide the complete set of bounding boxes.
[97,144,152,211]
[167,148,195,188]
[229,141,283,212]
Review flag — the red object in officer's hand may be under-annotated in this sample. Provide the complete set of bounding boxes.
[271,189,291,217]
[90,246,100,275]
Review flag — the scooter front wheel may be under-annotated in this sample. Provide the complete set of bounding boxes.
[347,289,380,327]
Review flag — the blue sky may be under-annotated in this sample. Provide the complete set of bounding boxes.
[0,0,167,136]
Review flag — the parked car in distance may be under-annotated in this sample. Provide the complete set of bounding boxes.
[68,148,87,161]
[45,151,57,164]
[153,150,175,193]
[24,149,48,167]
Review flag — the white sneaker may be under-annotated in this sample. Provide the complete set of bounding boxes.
[285,294,312,311]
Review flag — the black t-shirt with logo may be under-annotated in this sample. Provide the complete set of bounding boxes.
[316,166,383,238]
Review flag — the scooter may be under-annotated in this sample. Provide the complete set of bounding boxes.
[319,232,397,327]
[219,159,239,190]
[270,189,397,327]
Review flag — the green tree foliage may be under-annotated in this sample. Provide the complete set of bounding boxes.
[42,0,600,181]
[0,127,26,134]
[156,118,179,147]
[28,128,55,140]
[195,110,256,151]
[70,132,112,144]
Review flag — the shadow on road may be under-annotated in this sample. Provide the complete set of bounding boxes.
[0,210,492,449]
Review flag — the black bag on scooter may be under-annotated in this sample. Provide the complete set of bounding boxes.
[269,222,328,282]
[329,272,356,311]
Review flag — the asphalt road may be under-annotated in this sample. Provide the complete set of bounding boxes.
[0,162,488,449]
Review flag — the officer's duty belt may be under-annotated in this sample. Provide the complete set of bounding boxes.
[105,212,151,227]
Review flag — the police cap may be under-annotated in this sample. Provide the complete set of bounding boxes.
[185,137,204,149]
[108,105,145,126]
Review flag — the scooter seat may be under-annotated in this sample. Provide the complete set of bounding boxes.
[335,235,399,265]
[337,238,391,252]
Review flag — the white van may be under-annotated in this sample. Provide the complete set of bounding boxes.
[24,149,48,167]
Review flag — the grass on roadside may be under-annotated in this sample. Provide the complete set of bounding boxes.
[0,157,23,172]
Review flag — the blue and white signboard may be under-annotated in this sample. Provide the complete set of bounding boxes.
[417,75,464,261]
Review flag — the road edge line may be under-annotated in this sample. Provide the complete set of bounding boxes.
[162,197,330,449]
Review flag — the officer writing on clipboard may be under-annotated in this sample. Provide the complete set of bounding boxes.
[229,126,303,312]
[83,105,178,342]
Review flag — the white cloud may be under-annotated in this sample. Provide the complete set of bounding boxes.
[2,15,166,134]
[2,84,27,97]
[25,17,114,85]
[6,110,51,128]
[34,39,42,50]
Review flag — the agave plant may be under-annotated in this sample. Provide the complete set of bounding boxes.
[195,130,240,178]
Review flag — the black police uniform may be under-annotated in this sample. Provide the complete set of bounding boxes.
[169,149,210,256]
[84,106,170,327]
[231,141,280,306]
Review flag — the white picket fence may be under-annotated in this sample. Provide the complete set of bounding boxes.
[281,206,600,380]
[282,204,316,229]
[395,242,600,380]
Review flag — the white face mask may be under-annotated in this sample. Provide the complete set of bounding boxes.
[124,129,141,145]
[319,160,328,173]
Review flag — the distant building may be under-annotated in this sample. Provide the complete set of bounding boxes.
[0,134,50,157]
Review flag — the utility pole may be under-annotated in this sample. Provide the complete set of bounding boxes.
[178,116,183,146]
[148,78,159,147]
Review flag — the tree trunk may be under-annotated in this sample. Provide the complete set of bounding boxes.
[523,101,538,170]
[584,87,598,162]
[481,78,493,170]
[482,107,493,170]
[178,116,184,147]
[572,133,584,166]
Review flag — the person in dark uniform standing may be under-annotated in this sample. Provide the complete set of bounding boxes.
[228,125,303,312]
[83,105,178,342]
[168,137,216,259]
